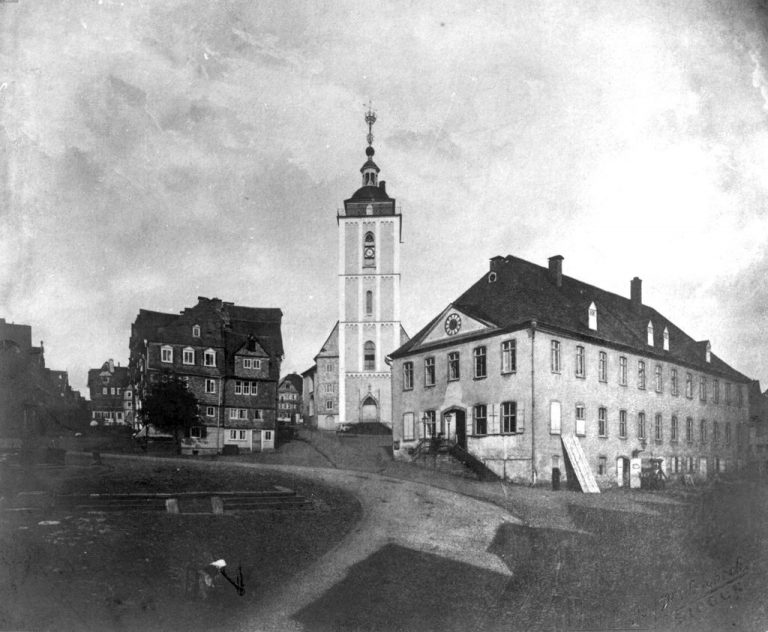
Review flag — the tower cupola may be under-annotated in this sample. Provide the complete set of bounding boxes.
[360,106,380,187]
[343,103,394,214]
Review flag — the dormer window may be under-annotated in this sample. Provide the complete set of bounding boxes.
[663,327,669,351]
[706,341,711,363]
[588,302,597,331]
[647,321,654,346]
[192,325,201,338]
[204,349,216,367]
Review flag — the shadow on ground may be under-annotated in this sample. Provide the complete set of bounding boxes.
[293,543,509,632]
[294,486,768,632]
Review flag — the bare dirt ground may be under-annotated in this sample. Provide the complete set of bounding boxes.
[2,430,768,632]
[0,456,362,632]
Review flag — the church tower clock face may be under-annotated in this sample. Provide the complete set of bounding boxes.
[444,313,462,336]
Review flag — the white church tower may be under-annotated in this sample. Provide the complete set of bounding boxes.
[336,106,407,427]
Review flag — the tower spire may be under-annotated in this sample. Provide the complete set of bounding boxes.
[365,100,376,147]
[361,101,380,187]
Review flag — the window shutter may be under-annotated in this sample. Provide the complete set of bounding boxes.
[184,427,191,438]
[550,401,561,434]
[201,425,207,438]
[517,403,525,433]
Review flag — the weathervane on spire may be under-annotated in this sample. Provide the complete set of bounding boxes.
[364,100,376,147]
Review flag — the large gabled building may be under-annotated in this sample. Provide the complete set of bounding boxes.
[390,254,752,487]
[129,297,283,454]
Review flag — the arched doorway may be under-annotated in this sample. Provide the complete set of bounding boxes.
[361,395,378,423]
[617,456,630,488]
[442,407,467,449]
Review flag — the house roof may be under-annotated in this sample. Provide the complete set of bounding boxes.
[314,322,339,360]
[87,363,130,389]
[300,364,316,378]
[130,298,283,378]
[391,254,751,383]
[279,373,303,394]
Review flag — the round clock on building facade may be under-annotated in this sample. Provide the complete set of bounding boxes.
[444,313,462,336]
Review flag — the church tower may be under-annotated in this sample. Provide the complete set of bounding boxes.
[336,106,406,427]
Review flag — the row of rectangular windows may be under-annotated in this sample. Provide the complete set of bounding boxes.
[92,410,125,420]
[228,408,263,420]
[198,405,263,420]
[234,381,259,395]
[190,429,272,441]
[548,403,736,446]
[100,386,130,396]
[149,375,263,396]
[161,345,217,367]
[403,340,517,388]
[584,455,726,477]
[402,339,744,408]
[160,347,264,371]
[401,401,523,440]
[550,340,743,406]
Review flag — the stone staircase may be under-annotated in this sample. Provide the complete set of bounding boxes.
[408,439,498,481]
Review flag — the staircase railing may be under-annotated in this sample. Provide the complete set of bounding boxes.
[408,438,431,459]
[449,443,500,481]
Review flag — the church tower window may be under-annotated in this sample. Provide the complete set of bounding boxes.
[364,341,376,371]
[365,290,373,315]
[363,232,375,267]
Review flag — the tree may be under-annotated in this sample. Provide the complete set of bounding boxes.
[141,376,199,453]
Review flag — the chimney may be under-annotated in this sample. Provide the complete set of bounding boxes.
[548,255,564,288]
[379,180,386,194]
[108,358,114,373]
[631,277,642,308]
[490,255,504,272]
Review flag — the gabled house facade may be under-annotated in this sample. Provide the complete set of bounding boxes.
[87,359,133,427]
[277,373,303,424]
[129,297,283,454]
[303,323,340,430]
[390,255,752,487]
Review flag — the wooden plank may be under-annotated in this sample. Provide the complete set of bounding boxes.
[561,434,600,493]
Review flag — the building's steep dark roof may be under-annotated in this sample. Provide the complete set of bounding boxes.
[132,309,178,343]
[347,185,391,202]
[87,364,130,390]
[314,322,339,360]
[280,373,303,394]
[226,305,284,359]
[392,254,751,382]
[131,299,283,378]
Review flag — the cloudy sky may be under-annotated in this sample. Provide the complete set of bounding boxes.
[2,0,768,395]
